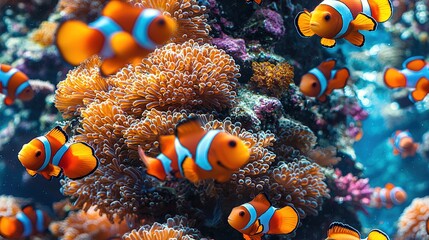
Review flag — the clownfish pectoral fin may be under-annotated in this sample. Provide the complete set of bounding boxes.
[61,142,98,180]
[372,0,393,22]
[3,96,14,106]
[174,117,205,139]
[351,13,377,31]
[328,68,349,91]
[46,126,68,145]
[327,222,361,239]
[100,57,131,76]
[317,95,327,102]
[26,169,38,177]
[367,229,389,240]
[182,157,200,183]
[274,205,299,234]
[295,11,314,37]
[383,68,407,88]
[138,146,167,180]
[55,20,103,66]
[255,220,264,234]
[410,78,429,102]
[47,164,62,177]
[393,148,399,155]
[320,38,336,48]
[344,31,365,47]
[243,234,252,240]
[110,32,140,58]
[403,56,426,71]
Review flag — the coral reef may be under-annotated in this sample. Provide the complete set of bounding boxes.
[30,21,58,47]
[250,61,294,97]
[56,0,107,20]
[0,195,24,217]
[307,146,341,167]
[396,196,429,240]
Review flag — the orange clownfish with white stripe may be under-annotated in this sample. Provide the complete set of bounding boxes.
[299,59,349,101]
[0,205,50,239]
[384,56,429,102]
[370,183,407,208]
[295,0,392,47]
[138,117,250,183]
[326,222,389,240]
[55,0,178,76]
[228,193,299,240]
[390,130,419,158]
[0,64,34,106]
[18,126,98,180]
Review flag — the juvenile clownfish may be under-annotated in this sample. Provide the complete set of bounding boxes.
[389,130,419,158]
[55,0,177,76]
[370,183,407,208]
[295,0,392,47]
[326,222,389,240]
[228,193,299,240]
[245,0,262,4]
[384,56,429,102]
[138,117,250,183]
[0,64,34,106]
[0,205,50,239]
[18,126,98,180]
[299,59,350,101]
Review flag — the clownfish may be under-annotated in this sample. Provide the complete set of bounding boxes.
[55,0,177,76]
[326,222,389,240]
[246,0,262,4]
[0,64,34,106]
[370,183,407,208]
[384,56,429,102]
[138,117,250,183]
[299,59,350,101]
[18,126,98,180]
[228,193,299,240]
[0,205,50,239]
[390,130,419,158]
[295,0,392,47]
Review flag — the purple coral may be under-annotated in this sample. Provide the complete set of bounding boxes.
[342,101,369,121]
[212,33,250,62]
[333,169,373,213]
[255,9,286,39]
[253,97,283,122]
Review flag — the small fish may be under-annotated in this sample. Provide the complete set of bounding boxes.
[55,0,178,76]
[0,64,34,106]
[384,56,429,102]
[245,0,262,4]
[370,183,407,208]
[299,59,349,101]
[295,0,392,47]
[389,130,419,158]
[326,222,389,240]
[18,126,98,180]
[228,193,299,240]
[0,205,50,239]
[138,117,250,183]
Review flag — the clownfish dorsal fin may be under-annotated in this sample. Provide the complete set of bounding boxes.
[319,59,336,72]
[385,183,395,190]
[159,135,175,153]
[174,117,205,139]
[367,229,389,240]
[251,193,271,207]
[46,126,68,145]
[403,56,426,71]
[327,222,360,238]
[102,0,133,17]
[21,204,35,216]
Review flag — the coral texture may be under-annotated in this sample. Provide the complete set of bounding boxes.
[333,169,372,212]
[0,195,24,217]
[307,146,341,167]
[56,0,107,20]
[250,61,294,97]
[30,21,58,47]
[396,196,429,240]
[275,117,317,154]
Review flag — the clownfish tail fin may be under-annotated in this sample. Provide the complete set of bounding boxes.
[60,142,98,180]
[138,146,167,181]
[367,229,390,240]
[273,205,299,234]
[370,0,393,22]
[383,68,407,88]
[55,20,103,66]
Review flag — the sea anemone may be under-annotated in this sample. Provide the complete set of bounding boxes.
[396,196,429,240]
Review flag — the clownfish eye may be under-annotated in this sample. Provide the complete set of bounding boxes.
[324,13,331,21]
[35,150,41,157]
[239,211,245,217]
[228,140,237,148]
[311,82,317,88]
[157,19,166,26]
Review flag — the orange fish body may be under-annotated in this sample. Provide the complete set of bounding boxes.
[370,183,407,208]
[55,0,177,75]
[228,193,299,240]
[0,205,50,239]
[0,64,34,106]
[18,126,98,180]
[426,217,429,235]
[246,0,262,4]
[326,222,389,240]
[138,117,250,183]
[389,130,419,158]
[295,0,392,47]
[299,59,349,101]
[384,56,429,102]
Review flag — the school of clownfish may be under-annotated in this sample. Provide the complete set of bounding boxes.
[0,0,428,239]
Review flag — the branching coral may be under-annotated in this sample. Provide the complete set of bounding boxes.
[396,196,429,240]
[307,146,341,167]
[49,206,130,240]
[250,61,294,97]
[30,21,58,47]
[129,0,210,44]
[123,216,207,240]
[117,40,240,116]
